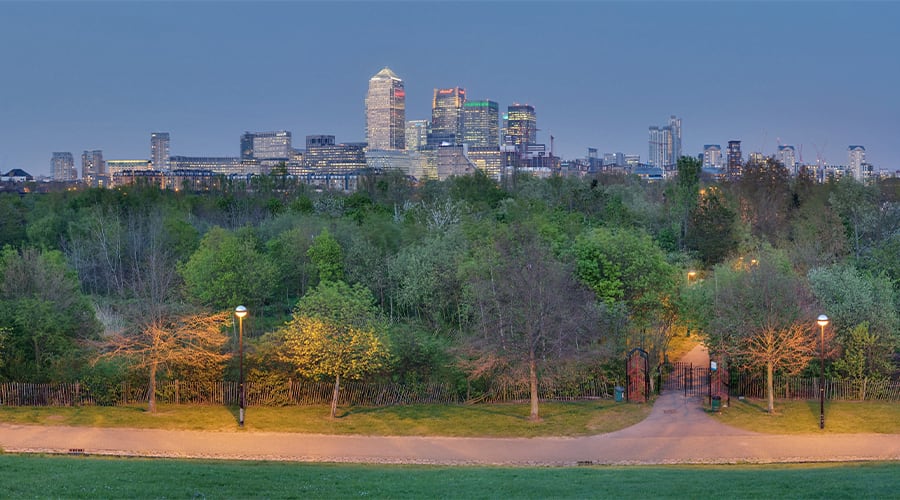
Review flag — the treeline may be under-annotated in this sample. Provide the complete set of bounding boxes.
[0,161,897,413]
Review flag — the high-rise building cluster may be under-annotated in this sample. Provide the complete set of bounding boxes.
[34,67,887,190]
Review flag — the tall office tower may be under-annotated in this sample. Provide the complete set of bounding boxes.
[778,145,797,174]
[703,145,722,168]
[405,120,429,151]
[648,126,673,168]
[505,104,537,152]
[51,152,77,181]
[668,115,682,163]
[240,131,292,161]
[365,67,406,150]
[81,150,105,183]
[461,100,499,148]
[727,140,742,176]
[150,132,170,170]
[848,145,866,180]
[429,87,466,145]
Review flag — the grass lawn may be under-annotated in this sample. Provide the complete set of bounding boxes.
[710,398,900,434]
[0,400,652,437]
[0,454,897,499]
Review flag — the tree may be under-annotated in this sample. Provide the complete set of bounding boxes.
[703,253,819,413]
[307,228,344,283]
[573,226,677,351]
[0,246,101,381]
[674,156,702,250]
[179,226,279,311]
[96,310,231,413]
[464,228,601,421]
[730,157,792,244]
[277,281,390,418]
[685,186,738,265]
[807,264,898,380]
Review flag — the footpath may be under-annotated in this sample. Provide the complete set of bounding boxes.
[1,346,899,466]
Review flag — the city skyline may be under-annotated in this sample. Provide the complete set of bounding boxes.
[1,1,898,177]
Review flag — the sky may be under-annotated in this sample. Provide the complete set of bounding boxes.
[1,1,898,177]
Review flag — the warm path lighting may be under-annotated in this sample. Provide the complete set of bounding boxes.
[235,305,248,426]
[816,314,829,430]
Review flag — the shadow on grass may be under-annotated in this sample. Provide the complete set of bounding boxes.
[734,397,770,414]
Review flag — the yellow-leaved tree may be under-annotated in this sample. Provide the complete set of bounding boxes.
[277,280,390,418]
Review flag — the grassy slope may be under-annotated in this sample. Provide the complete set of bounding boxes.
[0,401,652,437]
[0,455,897,499]
[711,398,900,434]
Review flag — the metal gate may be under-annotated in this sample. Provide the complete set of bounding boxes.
[662,362,710,397]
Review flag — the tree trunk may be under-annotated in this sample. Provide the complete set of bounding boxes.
[148,360,158,413]
[330,373,340,419]
[766,361,774,414]
[529,354,540,421]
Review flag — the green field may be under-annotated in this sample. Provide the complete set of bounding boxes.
[711,398,900,434]
[0,455,897,499]
[0,401,652,437]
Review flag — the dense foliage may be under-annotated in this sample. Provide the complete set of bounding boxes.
[0,166,897,406]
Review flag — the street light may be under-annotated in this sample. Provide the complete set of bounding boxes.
[816,314,829,430]
[235,305,248,427]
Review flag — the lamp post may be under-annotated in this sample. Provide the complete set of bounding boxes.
[816,314,829,430]
[235,305,248,427]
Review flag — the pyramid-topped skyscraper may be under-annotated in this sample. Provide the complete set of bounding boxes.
[365,67,406,150]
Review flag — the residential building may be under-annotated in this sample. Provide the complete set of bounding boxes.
[150,132,170,170]
[727,140,742,177]
[648,116,681,169]
[778,145,797,174]
[703,145,722,168]
[81,150,106,186]
[848,145,866,181]
[365,67,406,150]
[51,152,77,181]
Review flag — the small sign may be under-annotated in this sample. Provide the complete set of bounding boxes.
[710,361,718,371]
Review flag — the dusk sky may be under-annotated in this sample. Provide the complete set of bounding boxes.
[2,1,898,177]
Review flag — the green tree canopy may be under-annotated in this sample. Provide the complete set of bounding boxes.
[179,226,278,311]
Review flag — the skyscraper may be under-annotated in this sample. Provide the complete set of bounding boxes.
[848,145,866,180]
[462,100,499,148]
[668,115,682,163]
[151,132,170,170]
[648,116,681,169]
[365,67,405,150]
[505,104,536,152]
[51,152,77,181]
[727,140,742,176]
[648,126,671,168]
[429,87,466,146]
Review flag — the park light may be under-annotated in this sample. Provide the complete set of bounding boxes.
[235,305,248,426]
[816,314,829,430]
[687,271,697,282]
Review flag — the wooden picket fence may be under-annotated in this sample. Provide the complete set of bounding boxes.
[731,375,900,402]
[0,378,614,407]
